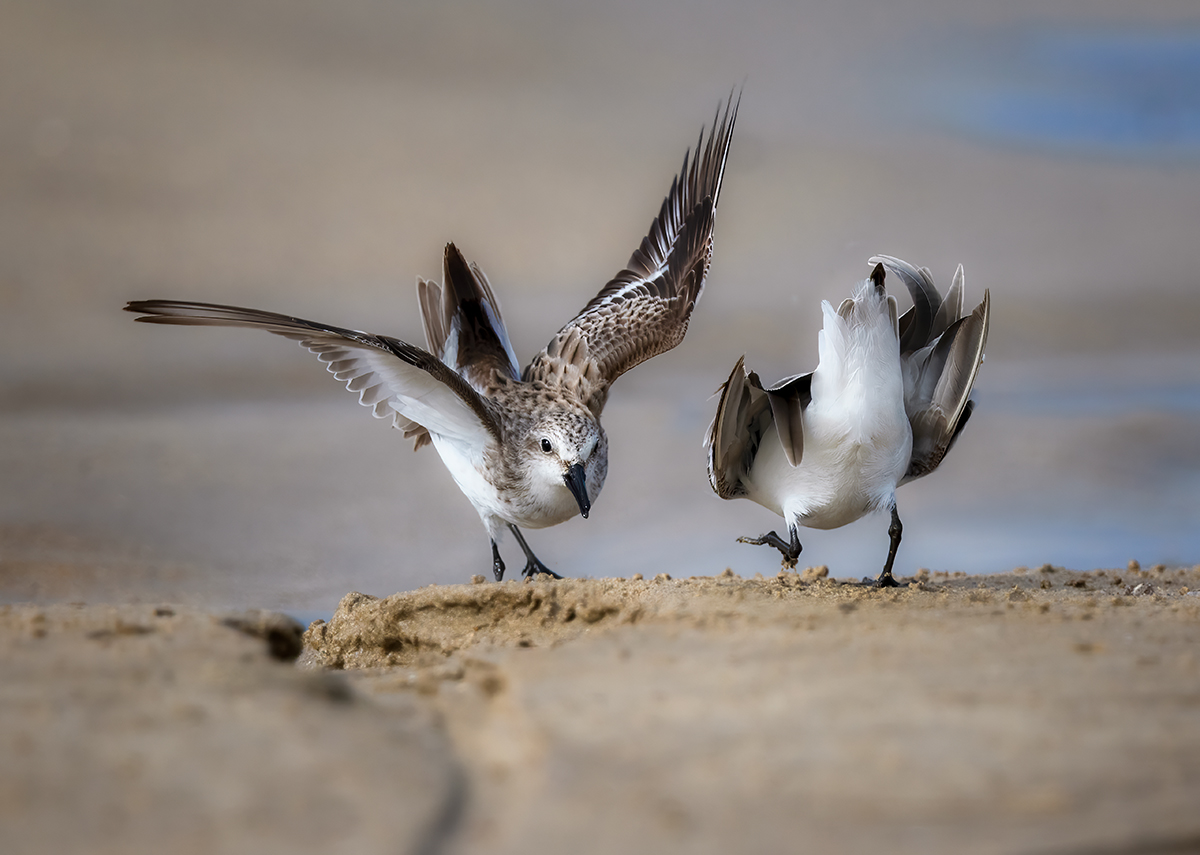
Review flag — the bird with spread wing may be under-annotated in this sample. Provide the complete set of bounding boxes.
[127,94,738,581]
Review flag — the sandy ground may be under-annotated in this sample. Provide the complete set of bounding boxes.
[5,565,1199,855]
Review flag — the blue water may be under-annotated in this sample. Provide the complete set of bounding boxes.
[913,28,1200,161]
[988,376,1200,416]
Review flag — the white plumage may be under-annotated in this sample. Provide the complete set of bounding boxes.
[706,256,990,586]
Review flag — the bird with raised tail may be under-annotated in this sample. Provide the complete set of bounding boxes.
[127,94,738,581]
[705,256,990,586]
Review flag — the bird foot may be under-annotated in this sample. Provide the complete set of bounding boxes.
[737,530,801,568]
[860,571,902,588]
[522,560,563,581]
[506,525,562,581]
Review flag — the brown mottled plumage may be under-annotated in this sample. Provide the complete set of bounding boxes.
[126,93,738,581]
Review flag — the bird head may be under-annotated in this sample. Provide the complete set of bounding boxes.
[524,411,607,520]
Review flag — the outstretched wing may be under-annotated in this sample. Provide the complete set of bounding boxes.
[525,92,740,416]
[869,257,990,485]
[124,300,502,458]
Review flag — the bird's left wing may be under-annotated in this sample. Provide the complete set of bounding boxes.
[704,355,814,498]
[524,92,739,416]
[125,300,502,456]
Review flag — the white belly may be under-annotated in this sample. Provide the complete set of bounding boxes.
[745,378,912,532]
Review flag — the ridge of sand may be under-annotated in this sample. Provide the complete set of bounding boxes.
[300,565,1200,854]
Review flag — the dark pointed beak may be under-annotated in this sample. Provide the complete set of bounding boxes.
[564,463,590,519]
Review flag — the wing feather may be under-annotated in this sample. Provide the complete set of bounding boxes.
[124,300,502,456]
[705,355,785,499]
[900,288,990,484]
[408,243,520,449]
[765,371,813,468]
[868,256,990,482]
[525,92,740,415]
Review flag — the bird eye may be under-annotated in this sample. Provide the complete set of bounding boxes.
[540,438,553,454]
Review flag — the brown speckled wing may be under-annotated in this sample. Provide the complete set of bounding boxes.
[524,93,739,416]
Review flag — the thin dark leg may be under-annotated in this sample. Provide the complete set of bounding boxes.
[508,525,563,580]
[738,524,802,569]
[491,540,506,581]
[864,505,903,587]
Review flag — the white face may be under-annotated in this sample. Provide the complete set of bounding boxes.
[526,416,607,515]
[534,430,595,467]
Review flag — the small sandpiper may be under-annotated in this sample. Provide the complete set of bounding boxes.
[127,94,738,581]
[705,255,990,586]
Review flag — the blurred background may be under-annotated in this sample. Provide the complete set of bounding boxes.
[2,0,1198,616]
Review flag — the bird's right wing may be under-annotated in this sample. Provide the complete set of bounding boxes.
[124,300,503,459]
[868,256,990,484]
[525,93,739,416]
[900,289,989,483]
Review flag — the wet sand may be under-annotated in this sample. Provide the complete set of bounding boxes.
[6,565,1199,854]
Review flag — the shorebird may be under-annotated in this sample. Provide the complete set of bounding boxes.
[127,94,738,581]
[705,255,989,586]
